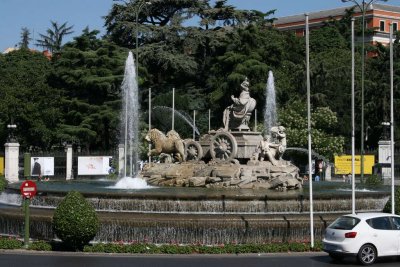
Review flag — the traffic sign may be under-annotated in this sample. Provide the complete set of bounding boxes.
[20,180,37,198]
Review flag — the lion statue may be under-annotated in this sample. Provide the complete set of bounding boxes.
[145,128,185,162]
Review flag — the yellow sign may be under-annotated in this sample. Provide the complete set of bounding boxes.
[334,155,375,175]
[0,157,4,176]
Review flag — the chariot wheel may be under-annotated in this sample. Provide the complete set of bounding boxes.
[210,131,238,161]
[184,140,203,161]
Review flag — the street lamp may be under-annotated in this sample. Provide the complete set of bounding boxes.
[135,1,152,78]
[6,123,17,143]
[341,0,388,182]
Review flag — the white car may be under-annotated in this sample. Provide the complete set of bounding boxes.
[323,212,400,265]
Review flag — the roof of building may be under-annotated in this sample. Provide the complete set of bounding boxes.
[2,47,19,54]
[274,4,400,26]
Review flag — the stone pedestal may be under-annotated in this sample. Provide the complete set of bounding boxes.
[118,144,125,176]
[378,140,392,179]
[5,142,20,183]
[65,144,73,180]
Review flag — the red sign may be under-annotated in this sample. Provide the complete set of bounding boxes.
[20,180,37,199]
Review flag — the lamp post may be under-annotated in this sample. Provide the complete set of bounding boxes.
[341,0,388,182]
[6,123,17,143]
[135,1,151,78]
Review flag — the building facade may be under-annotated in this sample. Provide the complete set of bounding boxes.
[274,4,400,45]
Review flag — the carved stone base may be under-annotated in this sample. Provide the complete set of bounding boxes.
[141,160,302,190]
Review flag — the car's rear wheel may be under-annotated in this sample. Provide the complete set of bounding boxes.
[357,244,377,265]
[329,253,343,261]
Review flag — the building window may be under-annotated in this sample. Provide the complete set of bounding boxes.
[380,20,385,32]
[393,22,398,32]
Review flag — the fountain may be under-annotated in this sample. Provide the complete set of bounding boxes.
[152,106,200,135]
[0,67,391,246]
[264,71,277,134]
[120,51,140,177]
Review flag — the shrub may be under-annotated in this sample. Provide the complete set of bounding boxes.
[383,186,400,214]
[0,236,23,249]
[52,191,99,250]
[83,241,322,254]
[0,176,8,192]
[365,174,383,187]
[29,240,52,251]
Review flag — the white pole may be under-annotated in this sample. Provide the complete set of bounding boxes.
[351,18,356,215]
[148,88,152,164]
[254,109,257,132]
[193,110,196,140]
[306,13,314,248]
[172,87,175,131]
[390,23,395,215]
[208,109,211,132]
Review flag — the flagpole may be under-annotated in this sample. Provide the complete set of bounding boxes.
[148,88,152,163]
[351,18,356,215]
[305,13,314,248]
[172,88,175,131]
[390,23,395,214]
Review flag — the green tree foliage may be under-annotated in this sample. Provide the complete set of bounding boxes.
[0,176,7,192]
[279,100,345,160]
[49,28,127,150]
[52,191,99,250]
[36,21,73,54]
[0,49,62,149]
[363,39,400,147]
[383,186,400,215]
[19,27,32,49]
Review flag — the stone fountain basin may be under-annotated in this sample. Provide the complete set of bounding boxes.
[0,180,390,245]
[2,180,390,214]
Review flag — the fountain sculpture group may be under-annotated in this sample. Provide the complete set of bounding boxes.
[142,78,302,190]
[0,55,390,246]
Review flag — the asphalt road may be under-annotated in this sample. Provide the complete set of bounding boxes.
[1,251,400,267]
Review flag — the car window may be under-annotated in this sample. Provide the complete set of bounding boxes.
[328,216,360,230]
[391,217,400,230]
[366,216,393,230]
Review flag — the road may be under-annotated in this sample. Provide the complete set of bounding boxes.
[1,251,400,267]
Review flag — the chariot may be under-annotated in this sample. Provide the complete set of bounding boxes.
[184,130,263,163]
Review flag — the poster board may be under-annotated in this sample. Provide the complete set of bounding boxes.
[30,157,54,176]
[78,156,112,175]
[0,157,4,176]
[334,155,375,175]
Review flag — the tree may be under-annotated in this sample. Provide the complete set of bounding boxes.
[0,49,62,149]
[19,27,32,49]
[36,21,73,54]
[279,100,345,160]
[49,28,127,151]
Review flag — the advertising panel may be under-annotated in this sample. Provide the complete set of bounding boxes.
[31,157,54,176]
[334,155,375,175]
[78,156,112,175]
[0,157,3,175]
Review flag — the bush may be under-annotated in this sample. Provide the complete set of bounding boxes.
[52,191,99,250]
[29,240,52,251]
[0,236,23,249]
[0,176,8,192]
[383,186,400,214]
[84,241,322,254]
[365,174,383,186]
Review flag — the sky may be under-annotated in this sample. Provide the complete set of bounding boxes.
[1,0,400,52]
